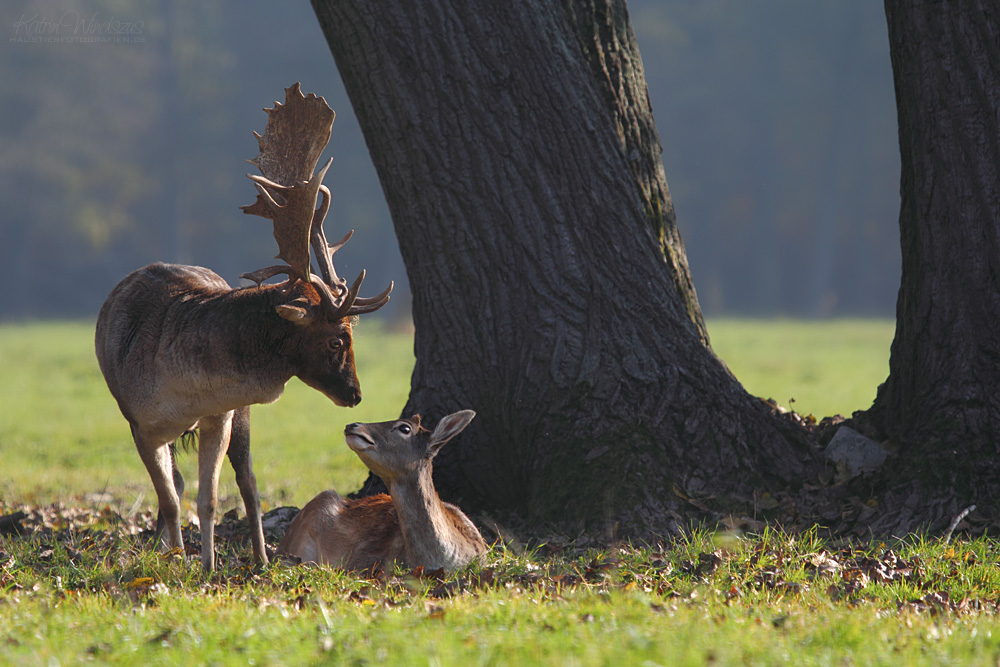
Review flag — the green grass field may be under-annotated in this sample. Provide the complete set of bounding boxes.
[7,318,1000,666]
[0,318,893,508]
[0,319,412,512]
[707,318,895,420]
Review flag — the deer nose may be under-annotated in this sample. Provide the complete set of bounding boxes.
[343,381,362,405]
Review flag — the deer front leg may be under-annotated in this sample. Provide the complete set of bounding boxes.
[196,411,233,572]
[227,406,268,565]
[134,430,184,554]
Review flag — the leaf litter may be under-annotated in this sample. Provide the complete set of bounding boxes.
[2,500,1000,620]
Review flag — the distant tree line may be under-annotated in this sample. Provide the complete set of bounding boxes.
[0,0,898,320]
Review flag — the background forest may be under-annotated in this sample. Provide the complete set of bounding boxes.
[0,0,899,321]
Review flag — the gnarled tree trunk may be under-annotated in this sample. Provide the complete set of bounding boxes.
[311,0,819,538]
[855,0,1000,533]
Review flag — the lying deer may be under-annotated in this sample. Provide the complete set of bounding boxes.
[95,84,391,571]
[278,411,487,572]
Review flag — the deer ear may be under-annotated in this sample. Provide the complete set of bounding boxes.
[427,410,476,455]
[275,300,316,326]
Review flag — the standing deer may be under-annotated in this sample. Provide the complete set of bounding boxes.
[95,84,391,571]
[278,411,487,572]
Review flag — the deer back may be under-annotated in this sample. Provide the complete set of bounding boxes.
[278,492,408,571]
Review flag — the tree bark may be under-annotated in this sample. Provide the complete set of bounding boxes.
[561,0,707,341]
[311,0,819,539]
[857,0,1000,533]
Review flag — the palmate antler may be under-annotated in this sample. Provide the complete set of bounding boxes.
[241,83,392,318]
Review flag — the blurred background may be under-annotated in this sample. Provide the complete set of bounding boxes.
[0,0,900,322]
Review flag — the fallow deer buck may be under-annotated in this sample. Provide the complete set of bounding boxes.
[95,84,392,571]
[278,411,488,572]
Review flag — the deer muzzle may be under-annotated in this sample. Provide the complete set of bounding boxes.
[345,425,375,452]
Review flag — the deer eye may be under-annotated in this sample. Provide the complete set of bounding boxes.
[396,423,412,435]
[328,337,344,352]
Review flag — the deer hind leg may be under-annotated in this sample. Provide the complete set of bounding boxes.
[227,405,268,565]
[133,429,184,554]
[196,411,234,572]
[154,442,186,539]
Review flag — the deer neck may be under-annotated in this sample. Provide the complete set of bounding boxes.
[388,466,463,570]
[169,285,297,406]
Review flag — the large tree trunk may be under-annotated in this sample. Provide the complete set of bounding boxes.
[311,0,819,538]
[856,1,1000,533]
[561,0,707,341]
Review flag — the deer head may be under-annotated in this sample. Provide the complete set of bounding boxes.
[344,411,477,486]
[241,83,393,405]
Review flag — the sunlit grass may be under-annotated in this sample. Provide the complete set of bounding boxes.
[18,305,1000,666]
[3,525,1000,665]
[708,318,895,419]
[4,312,1000,667]
[0,319,413,512]
[0,318,895,511]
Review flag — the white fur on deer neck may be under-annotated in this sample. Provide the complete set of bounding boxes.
[389,469,483,571]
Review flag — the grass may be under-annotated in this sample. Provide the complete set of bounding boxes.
[3,518,1000,665]
[0,319,412,510]
[707,318,895,419]
[7,317,1000,665]
[0,318,892,505]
